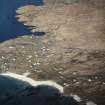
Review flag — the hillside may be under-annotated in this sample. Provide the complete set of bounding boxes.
[0,0,105,104]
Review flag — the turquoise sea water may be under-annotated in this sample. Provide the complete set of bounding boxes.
[0,75,77,105]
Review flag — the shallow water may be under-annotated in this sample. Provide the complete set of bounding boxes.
[0,75,30,97]
[0,74,78,105]
[0,73,99,105]
[0,0,44,41]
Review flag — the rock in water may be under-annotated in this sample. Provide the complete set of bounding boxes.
[0,73,79,105]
